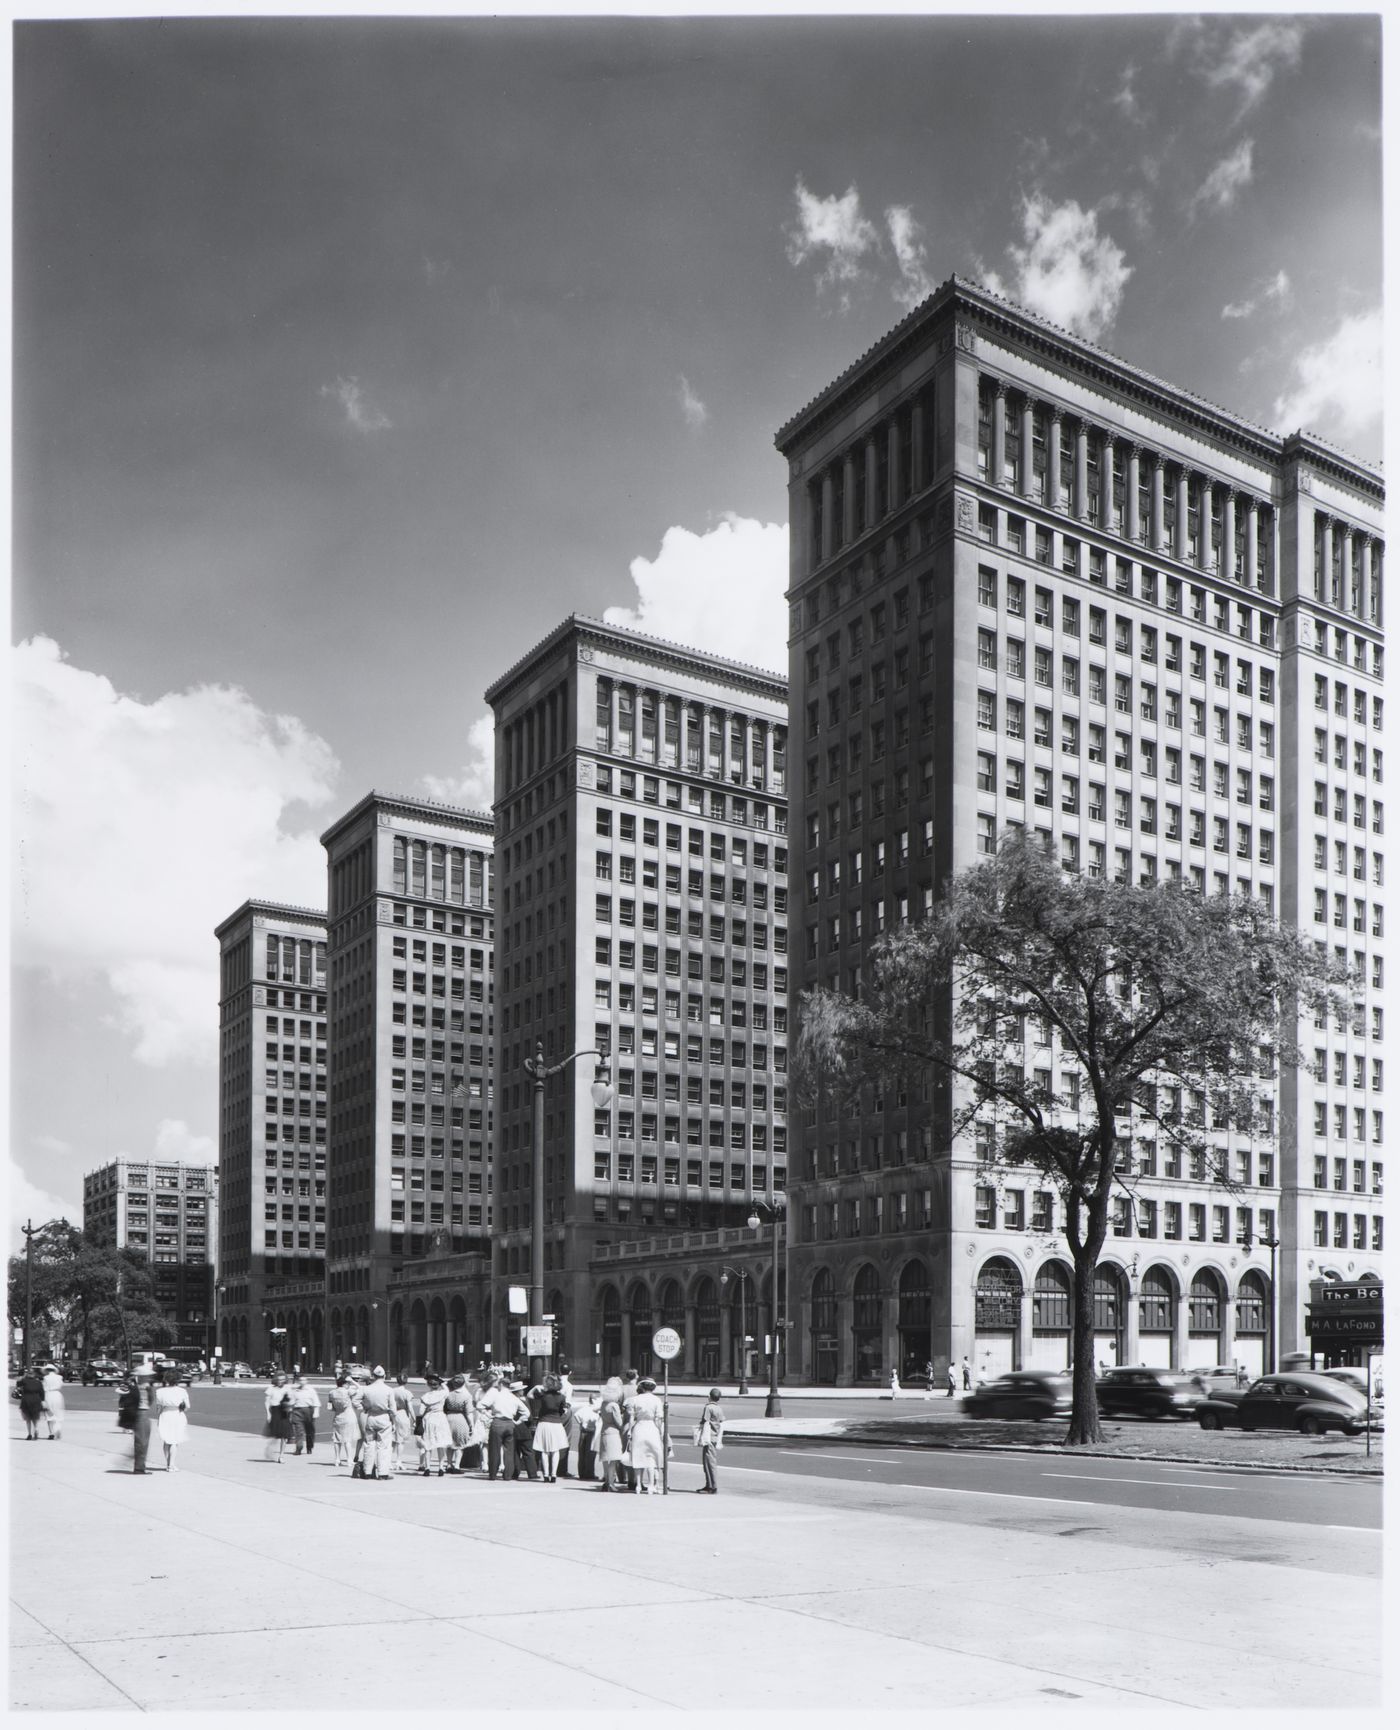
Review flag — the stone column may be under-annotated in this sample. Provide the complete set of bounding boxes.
[820,470,834,560]
[842,450,857,544]
[1172,1286,1188,1371]
[1126,445,1142,543]
[910,396,926,494]
[864,432,879,529]
[718,1305,731,1378]
[1343,525,1356,614]
[1100,433,1116,531]
[1320,516,1334,603]
[684,1303,698,1376]
[1124,1266,1142,1364]
[887,416,903,512]
[1074,421,1089,520]
[619,1311,632,1369]
[1151,457,1166,552]
[1196,479,1213,573]
[992,384,1008,489]
[1018,1284,1033,1373]
[1047,410,1063,512]
[837,1291,854,1387]
[1361,538,1374,623]
[1175,467,1190,562]
[1222,490,1238,585]
[1245,497,1260,590]
[1019,398,1034,500]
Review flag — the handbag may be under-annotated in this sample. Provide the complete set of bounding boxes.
[691,1424,704,1447]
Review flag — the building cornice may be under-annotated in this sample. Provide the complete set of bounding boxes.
[774,275,1383,504]
[319,789,494,851]
[214,900,327,942]
[484,613,788,711]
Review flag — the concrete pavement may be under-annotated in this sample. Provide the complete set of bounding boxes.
[9,1408,1383,1712]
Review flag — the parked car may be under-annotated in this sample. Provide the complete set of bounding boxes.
[1321,1366,1383,1401]
[1196,1372,1380,1436]
[1189,1365,1248,1395]
[80,1359,124,1386]
[963,1371,1072,1420]
[231,1361,255,1380]
[1096,1366,1204,1420]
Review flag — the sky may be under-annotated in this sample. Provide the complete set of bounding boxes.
[9,6,1385,1237]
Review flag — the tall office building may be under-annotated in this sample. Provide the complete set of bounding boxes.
[214,900,327,1367]
[776,275,1384,1385]
[485,616,790,1379]
[321,793,495,1372]
[84,1157,219,1350]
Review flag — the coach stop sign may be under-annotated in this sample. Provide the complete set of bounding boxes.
[652,1327,681,1361]
[651,1326,681,1495]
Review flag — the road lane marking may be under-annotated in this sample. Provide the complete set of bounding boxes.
[777,1451,910,1465]
[1042,1472,1233,1490]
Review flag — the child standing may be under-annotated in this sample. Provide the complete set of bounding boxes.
[694,1388,725,1495]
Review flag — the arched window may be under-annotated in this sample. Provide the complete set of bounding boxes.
[976,1257,1022,1328]
[1189,1269,1223,1332]
[1032,1261,1072,1330]
[898,1260,931,1329]
[1235,1270,1268,1334]
[1091,1265,1122,1331]
[810,1269,836,1335]
[853,1264,883,1331]
[1139,1266,1175,1332]
[658,1279,684,1334]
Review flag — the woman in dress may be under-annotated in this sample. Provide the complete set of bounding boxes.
[154,1366,191,1471]
[264,1371,294,1462]
[595,1377,626,1492]
[327,1371,361,1470]
[415,1372,453,1476]
[41,1364,66,1440]
[391,1371,415,1473]
[443,1375,474,1472]
[627,1377,666,1494]
[531,1373,571,1483]
[16,1368,45,1440]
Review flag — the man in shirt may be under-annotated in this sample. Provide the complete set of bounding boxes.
[357,1366,397,1481]
[288,1371,321,1456]
[510,1381,539,1481]
[476,1374,528,1480]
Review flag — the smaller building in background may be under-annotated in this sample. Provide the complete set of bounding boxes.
[83,1157,219,1351]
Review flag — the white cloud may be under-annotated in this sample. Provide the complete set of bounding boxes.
[1201,20,1305,117]
[785,178,879,307]
[604,515,789,675]
[1221,269,1291,321]
[984,194,1131,344]
[1190,139,1254,217]
[885,204,935,311]
[1272,307,1383,454]
[320,374,392,434]
[12,637,339,1068]
[421,712,496,813]
[10,1157,79,1243]
[1112,65,1142,123]
[677,375,708,430]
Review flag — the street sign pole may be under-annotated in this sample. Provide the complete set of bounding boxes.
[650,1325,682,1495]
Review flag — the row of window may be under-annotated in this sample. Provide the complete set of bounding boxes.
[1314,1212,1385,1251]
[975,689,1275,761]
[1312,1156,1385,1193]
[801,1190,936,1240]
[593,1153,789,1185]
[1311,1104,1386,1142]
[1315,675,1384,728]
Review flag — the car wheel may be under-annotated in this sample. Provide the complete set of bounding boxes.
[1198,1411,1221,1430]
[1298,1416,1321,1436]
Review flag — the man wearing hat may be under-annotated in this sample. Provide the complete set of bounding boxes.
[476,1374,528,1480]
[510,1380,540,1481]
[357,1366,396,1481]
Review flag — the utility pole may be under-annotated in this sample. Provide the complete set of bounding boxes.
[23,1219,35,1369]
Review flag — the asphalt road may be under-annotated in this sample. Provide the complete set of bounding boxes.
[54,1383,1380,1533]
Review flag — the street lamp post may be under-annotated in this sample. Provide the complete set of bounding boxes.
[522,1041,613,1386]
[747,1194,786,1418]
[718,1266,750,1395]
[21,1219,61,1369]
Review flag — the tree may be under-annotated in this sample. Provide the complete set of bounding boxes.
[795,834,1344,1444]
[7,1227,171,1362]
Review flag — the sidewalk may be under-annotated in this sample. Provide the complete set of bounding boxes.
[8,1409,1381,1712]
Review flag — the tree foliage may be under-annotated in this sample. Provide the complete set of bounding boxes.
[7,1224,172,1360]
[795,834,1346,1444]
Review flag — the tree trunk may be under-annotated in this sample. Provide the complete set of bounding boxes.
[1066,1242,1105,1445]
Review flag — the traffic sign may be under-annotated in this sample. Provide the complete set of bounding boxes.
[652,1326,682,1361]
[520,1326,552,1357]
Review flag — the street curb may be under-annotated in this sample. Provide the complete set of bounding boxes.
[723,1425,1383,1478]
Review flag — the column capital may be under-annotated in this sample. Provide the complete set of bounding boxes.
[994,378,1010,399]
[1049,405,1065,424]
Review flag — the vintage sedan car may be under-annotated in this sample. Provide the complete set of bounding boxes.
[963,1371,1072,1420]
[1189,1364,1248,1395]
[231,1361,255,1379]
[80,1359,124,1385]
[1321,1366,1383,1401]
[1095,1366,1204,1420]
[1196,1372,1379,1436]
